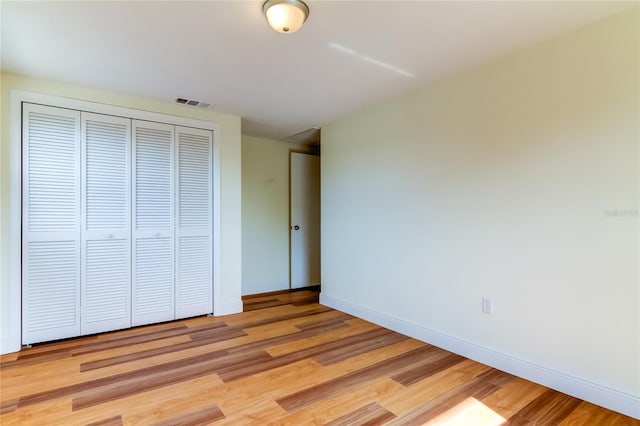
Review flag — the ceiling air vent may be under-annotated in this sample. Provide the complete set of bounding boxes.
[175,98,211,109]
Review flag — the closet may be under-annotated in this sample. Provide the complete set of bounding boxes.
[22,102,214,345]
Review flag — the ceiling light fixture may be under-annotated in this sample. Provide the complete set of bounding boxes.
[263,0,309,34]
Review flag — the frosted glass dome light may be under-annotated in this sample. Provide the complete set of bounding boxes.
[263,0,309,34]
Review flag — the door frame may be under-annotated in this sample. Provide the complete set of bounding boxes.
[5,90,222,354]
[289,151,321,289]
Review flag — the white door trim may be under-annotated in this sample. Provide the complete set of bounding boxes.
[290,152,321,289]
[5,90,222,354]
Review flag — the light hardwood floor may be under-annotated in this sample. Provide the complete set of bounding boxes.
[1,289,637,425]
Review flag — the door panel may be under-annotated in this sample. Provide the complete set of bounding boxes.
[175,127,213,318]
[81,113,131,335]
[22,103,82,344]
[132,121,175,326]
[290,152,321,289]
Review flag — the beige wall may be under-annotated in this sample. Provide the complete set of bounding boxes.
[321,7,639,413]
[241,135,316,295]
[0,73,243,352]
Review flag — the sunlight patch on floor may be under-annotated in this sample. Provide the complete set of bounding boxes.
[423,397,507,425]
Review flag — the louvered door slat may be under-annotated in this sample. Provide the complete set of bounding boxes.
[175,126,213,318]
[22,103,81,344]
[132,120,175,326]
[84,239,129,324]
[135,237,173,316]
[81,113,132,335]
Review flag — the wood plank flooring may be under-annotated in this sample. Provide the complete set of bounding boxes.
[1,290,637,425]
[242,287,320,312]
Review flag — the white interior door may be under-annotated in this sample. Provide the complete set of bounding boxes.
[290,152,321,289]
[22,103,82,344]
[132,120,175,326]
[175,126,213,318]
[81,113,131,335]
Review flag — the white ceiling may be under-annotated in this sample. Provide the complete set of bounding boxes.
[1,1,634,143]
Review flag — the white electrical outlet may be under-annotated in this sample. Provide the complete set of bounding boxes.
[482,297,493,314]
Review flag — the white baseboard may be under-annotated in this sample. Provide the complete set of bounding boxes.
[320,293,640,420]
[215,299,244,316]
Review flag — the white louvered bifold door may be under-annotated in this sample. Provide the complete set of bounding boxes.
[22,103,82,344]
[80,113,132,335]
[175,126,213,319]
[132,120,175,326]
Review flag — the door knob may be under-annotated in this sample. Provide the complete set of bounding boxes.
[293,225,300,230]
